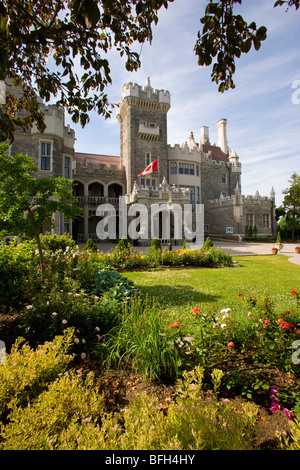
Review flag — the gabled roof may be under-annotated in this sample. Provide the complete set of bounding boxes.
[74,152,120,168]
[201,144,229,163]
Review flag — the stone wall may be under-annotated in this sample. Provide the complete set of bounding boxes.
[208,192,276,239]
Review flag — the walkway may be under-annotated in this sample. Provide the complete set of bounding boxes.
[213,241,300,266]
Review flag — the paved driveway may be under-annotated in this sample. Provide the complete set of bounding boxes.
[213,241,300,265]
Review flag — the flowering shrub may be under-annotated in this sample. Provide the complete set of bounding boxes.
[21,275,122,352]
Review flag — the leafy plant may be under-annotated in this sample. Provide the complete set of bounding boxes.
[203,236,214,250]
[40,232,78,252]
[1,370,106,450]
[94,268,138,301]
[84,238,98,252]
[0,328,74,422]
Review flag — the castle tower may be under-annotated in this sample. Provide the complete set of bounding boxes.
[116,78,171,194]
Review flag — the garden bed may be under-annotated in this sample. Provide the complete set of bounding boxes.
[0,235,300,450]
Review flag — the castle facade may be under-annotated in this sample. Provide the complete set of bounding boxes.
[8,78,277,244]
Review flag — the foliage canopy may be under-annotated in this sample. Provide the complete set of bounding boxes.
[0,0,299,141]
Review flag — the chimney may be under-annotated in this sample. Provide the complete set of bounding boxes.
[217,119,228,154]
[200,126,210,145]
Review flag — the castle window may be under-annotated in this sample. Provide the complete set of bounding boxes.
[246,213,254,227]
[263,213,270,228]
[141,178,145,186]
[222,173,227,184]
[170,162,177,174]
[196,165,199,176]
[64,156,70,179]
[146,152,151,166]
[151,179,156,187]
[178,162,196,176]
[40,141,52,170]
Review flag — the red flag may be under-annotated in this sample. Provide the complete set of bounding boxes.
[138,159,158,177]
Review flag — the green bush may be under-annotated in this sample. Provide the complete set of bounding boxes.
[0,241,34,307]
[149,237,161,252]
[203,236,214,250]
[0,328,74,422]
[20,276,122,348]
[208,247,233,267]
[84,238,98,252]
[40,232,77,252]
[1,369,106,450]
[0,361,260,451]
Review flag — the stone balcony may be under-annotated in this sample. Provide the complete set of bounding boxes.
[138,123,160,141]
[74,196,120,205]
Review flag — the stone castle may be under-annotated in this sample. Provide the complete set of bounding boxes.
[7,77,277,244]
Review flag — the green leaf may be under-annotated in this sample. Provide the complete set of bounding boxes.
[81,0,100,28]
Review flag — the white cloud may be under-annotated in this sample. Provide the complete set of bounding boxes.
[66,0,299,206]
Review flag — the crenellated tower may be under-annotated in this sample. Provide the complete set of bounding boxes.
[116,78,171,195]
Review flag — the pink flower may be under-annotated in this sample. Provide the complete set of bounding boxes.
[26,305,33,309]
[81,352,86,360]
[227,342,234,349]
[270,403,281,413]
[51,312,57,316]
[74,338,80,344]
[283,408,293,420]
[248,312,253,317]
[62,319,67,324]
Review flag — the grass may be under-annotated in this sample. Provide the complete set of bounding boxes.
[123,255,300,319]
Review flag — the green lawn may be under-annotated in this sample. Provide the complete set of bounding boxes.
[123,255,300,318]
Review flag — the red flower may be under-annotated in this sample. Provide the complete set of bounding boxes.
[227,342,234,349]
[168,321,180,329]
[292,291,297,295]
[278,318,294,331]
[192,307,201,314]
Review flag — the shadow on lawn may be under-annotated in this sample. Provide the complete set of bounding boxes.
[138,284,221,306]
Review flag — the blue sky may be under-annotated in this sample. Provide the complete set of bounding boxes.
[65,0,300,206]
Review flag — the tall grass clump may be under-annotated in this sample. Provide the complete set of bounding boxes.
[95,295,181,380]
